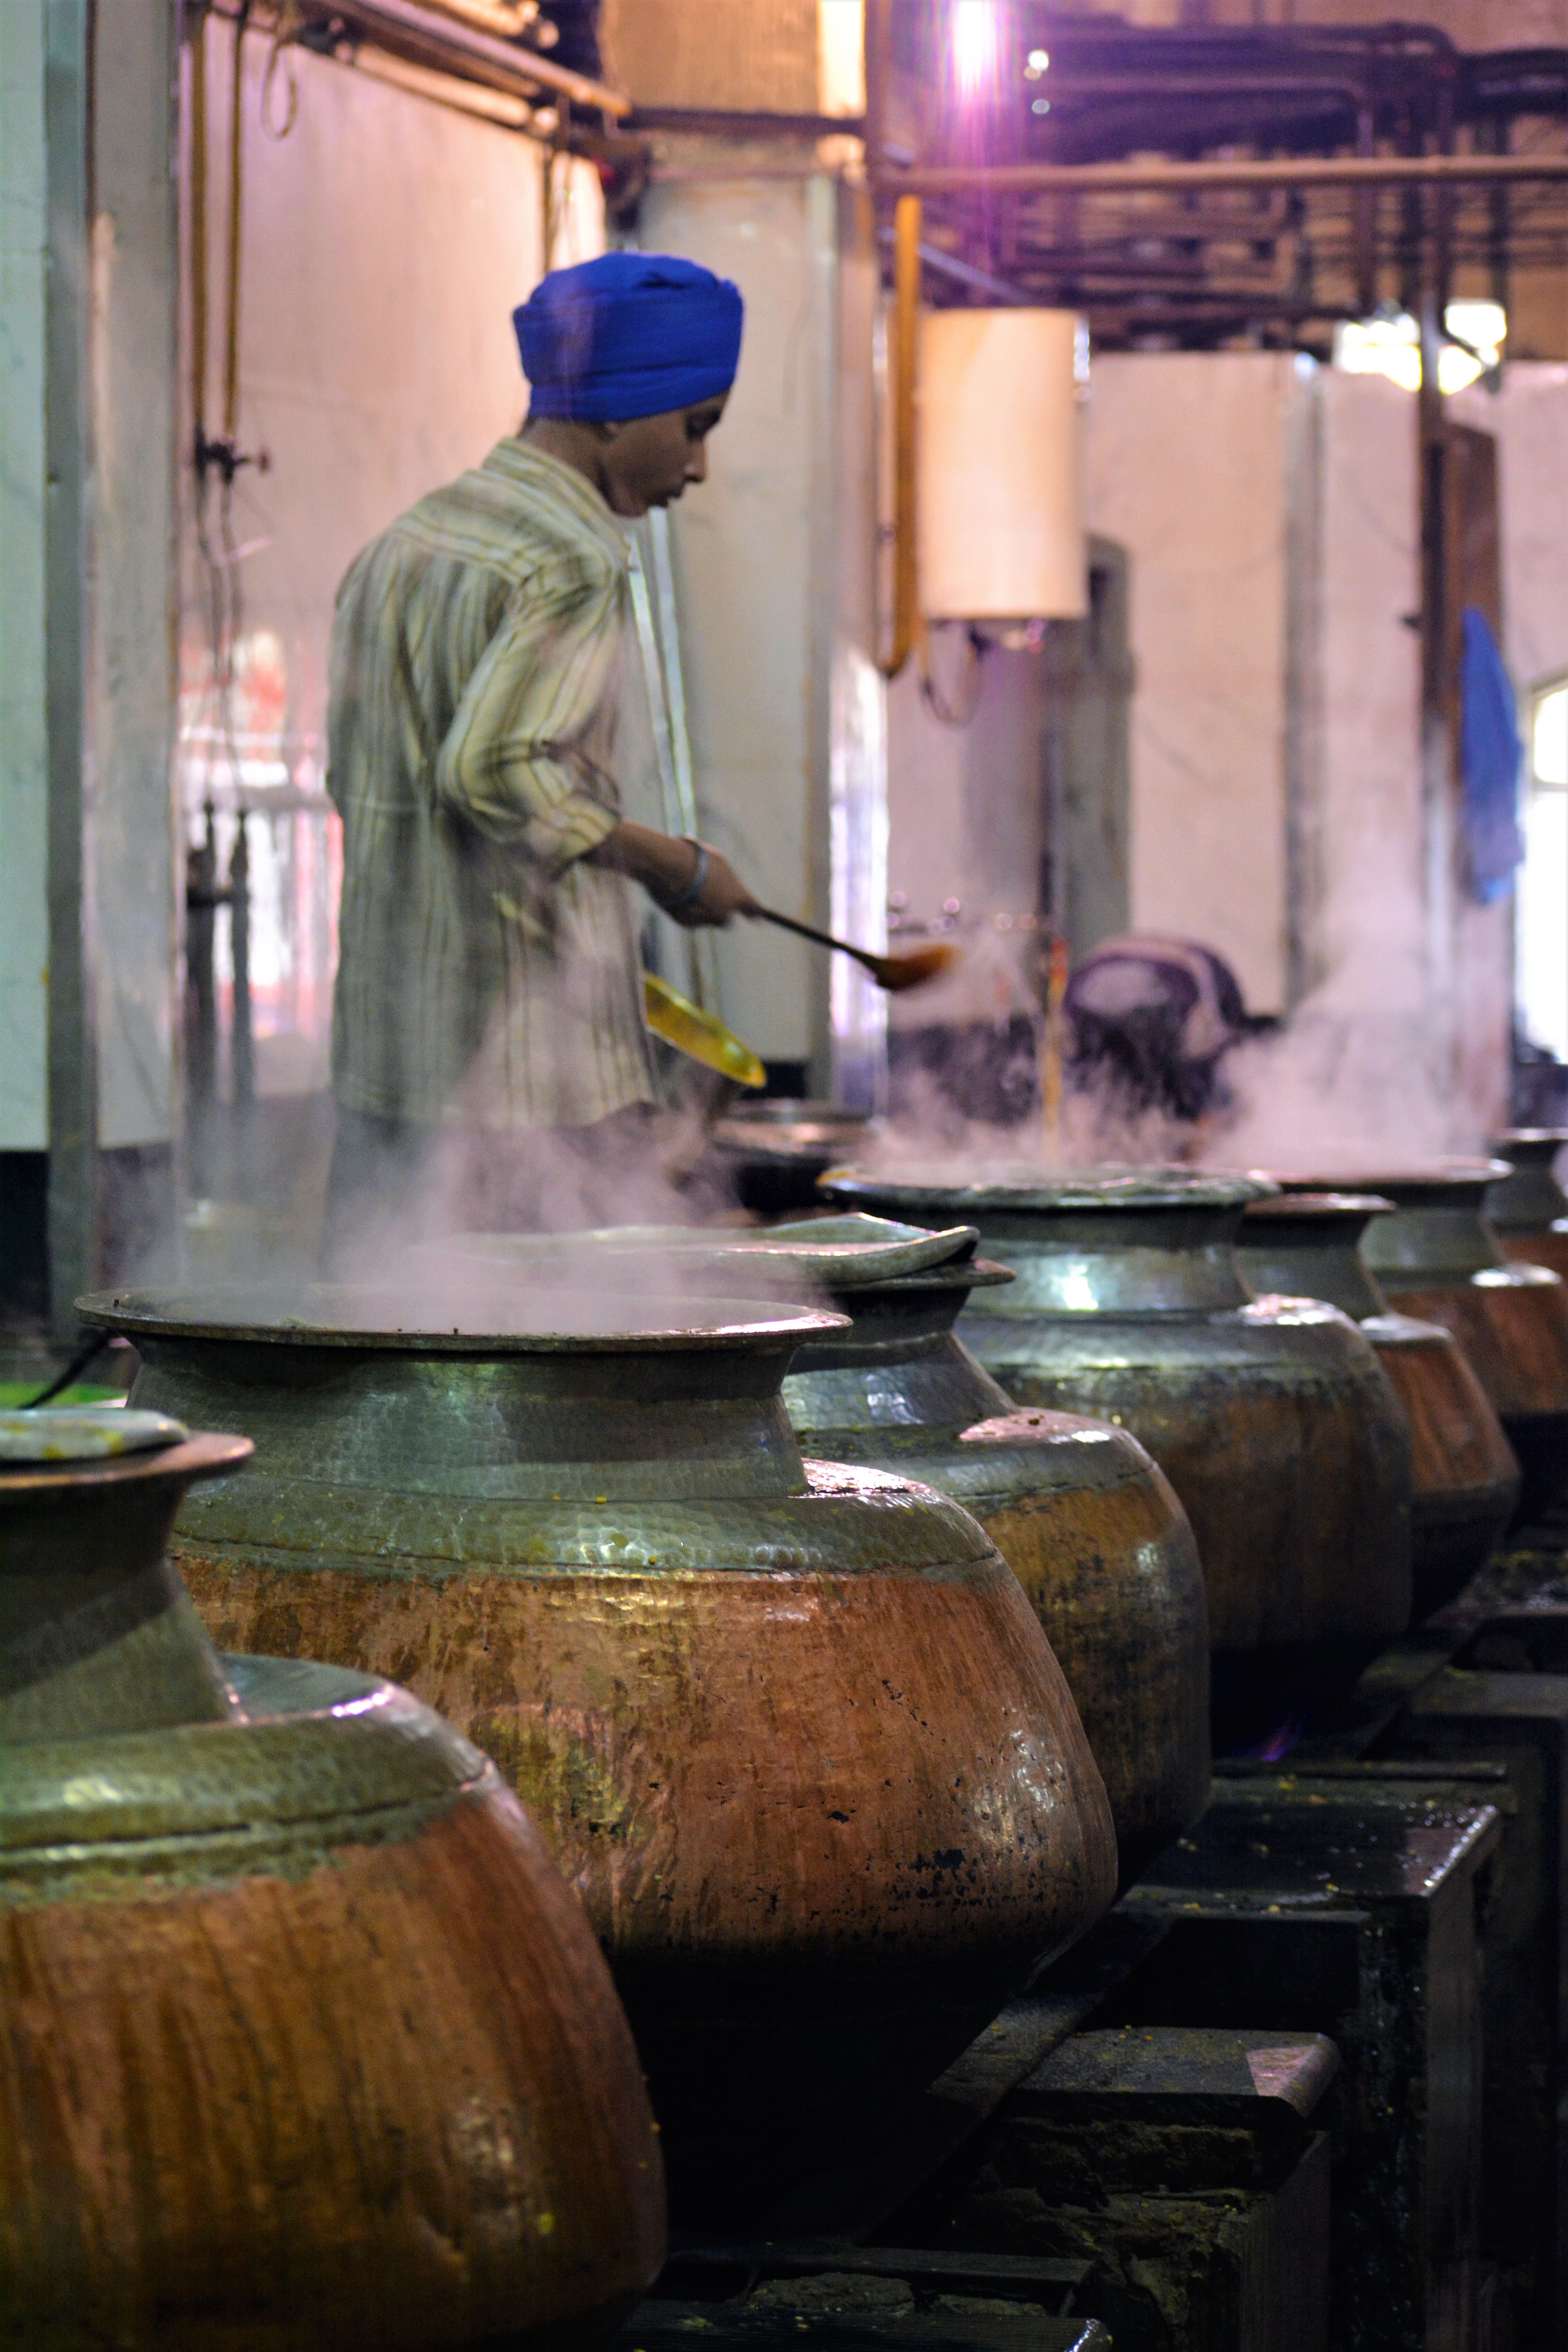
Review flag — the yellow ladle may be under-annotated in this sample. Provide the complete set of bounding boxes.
[642,972,766,1092]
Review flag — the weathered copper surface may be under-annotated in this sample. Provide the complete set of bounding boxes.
[1238,1194,1519,1619]
[0,1446,664,2349]
[820,1169,1414,1749]
[1285,1163,1568,1523]
[773,1248,1209,1887]
[1487,1131,1568,1281]
[79,1286,1117,2226]
[0,1433,248,1741]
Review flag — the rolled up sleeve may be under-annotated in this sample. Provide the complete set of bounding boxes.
[434,553,626,872]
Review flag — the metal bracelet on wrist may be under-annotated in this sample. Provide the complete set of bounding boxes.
[658,838,709,914]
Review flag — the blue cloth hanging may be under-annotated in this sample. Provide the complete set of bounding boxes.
[1460,605,1524,905]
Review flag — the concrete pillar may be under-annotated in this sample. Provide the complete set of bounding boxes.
[639,163,884,1102]
[1,0,181,1336]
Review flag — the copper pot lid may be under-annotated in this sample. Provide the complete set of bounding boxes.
[426,1214,989,1290]
[1263,1158,1510,1193]
[77,1285,848,1353]
[0,1404,189,1463]
[821,1162,1274,1212]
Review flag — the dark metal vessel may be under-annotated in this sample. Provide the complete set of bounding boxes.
[1237,1193,1519,1619]
[1486,1130,1568,1281]
[0,1417,663,2349]
[820,1168,1414,1751]
[1287,1162,1568,1524]
[707,1098,873,1214]
[771,1229,1210,1885]
[79,1283,1117,2227]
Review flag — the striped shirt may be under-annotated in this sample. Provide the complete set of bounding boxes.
[326,437,657,1130]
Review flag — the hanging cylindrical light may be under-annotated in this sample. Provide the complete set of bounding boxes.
[917,306,1088,621]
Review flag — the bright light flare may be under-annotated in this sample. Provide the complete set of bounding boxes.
[951,0,1000,103]
[1332,299,1507,394]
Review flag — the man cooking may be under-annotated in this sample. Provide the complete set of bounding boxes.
[321,251,756,1264]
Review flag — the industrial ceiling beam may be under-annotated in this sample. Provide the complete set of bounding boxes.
[880,152,1568,196]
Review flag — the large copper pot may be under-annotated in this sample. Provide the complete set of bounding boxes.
[1287,1162,1568,1524]
[79,1285,1116,2226]
[768,1226,1208,1885]
[0,1414,663,2349]
[820,1169,1414,1751]
[427,1218,1208,1884]
[1236,1193,1519,1620]
[1486,1130,1568,1281]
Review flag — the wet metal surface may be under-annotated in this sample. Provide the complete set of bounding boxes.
[85,1288,1118,2227]
[822,1170,1414,1741]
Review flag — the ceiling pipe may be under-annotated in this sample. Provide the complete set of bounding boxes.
[879,152,1568,196]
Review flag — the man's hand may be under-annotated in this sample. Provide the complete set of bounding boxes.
[589,821,759,929]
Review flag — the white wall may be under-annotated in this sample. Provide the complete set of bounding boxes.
[1455,364,1568,695]
[0,0,49,1149]
[184,25,599,1094]
[1085,351,1299,1015]
[1453,363,1568,1111]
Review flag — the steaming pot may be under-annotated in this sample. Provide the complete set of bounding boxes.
[1486,1131,1568,1281]
[80,1284,1116,2227]
[593,1215,1209,1885]
[1286,1162,1568,1525]
[1238,1194,1519,1619]
[819,1168,1414,1751]
[0,1410,662,2349]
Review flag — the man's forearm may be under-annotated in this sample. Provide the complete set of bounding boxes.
[586,820,758,927]
[587,820,701,899]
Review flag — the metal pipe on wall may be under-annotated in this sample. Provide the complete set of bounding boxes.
[880,192,921,681]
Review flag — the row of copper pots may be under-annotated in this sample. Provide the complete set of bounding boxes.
[28,1135,1566,2336]
[821,1168,1423,1750]
[73,1279,1120,2241]
[1292,1154,1568,1526]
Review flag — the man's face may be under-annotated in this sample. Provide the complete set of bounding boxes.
[600,395,729,518]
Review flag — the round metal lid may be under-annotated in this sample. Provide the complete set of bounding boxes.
[77,1284,848,1352]
[820,1163,1275,1212]
[1265,1158,1510,1192]
[0,1404,188,1463]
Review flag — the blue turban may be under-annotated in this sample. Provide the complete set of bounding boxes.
[514,252,744,423]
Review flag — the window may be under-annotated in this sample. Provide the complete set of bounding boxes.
[1517,675,1568,1062]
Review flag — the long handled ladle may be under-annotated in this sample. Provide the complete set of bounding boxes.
[748,906,956,994]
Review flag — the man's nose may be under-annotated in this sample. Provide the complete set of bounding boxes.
[684,440,707,484]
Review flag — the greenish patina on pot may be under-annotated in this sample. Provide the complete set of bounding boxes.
[80,1280,1117,2228]
[1238,1192,1519,1619]
[819,1168,1415,1750]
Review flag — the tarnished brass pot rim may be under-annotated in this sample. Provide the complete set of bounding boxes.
[0,1430,250,1496]
[78,1285,849,1354]
[822,1163,1275,1212]
[1243,1191,1395,1224]
[1270,1160,1511,1198]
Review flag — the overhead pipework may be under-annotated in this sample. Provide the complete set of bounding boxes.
[863,0,1568,358]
